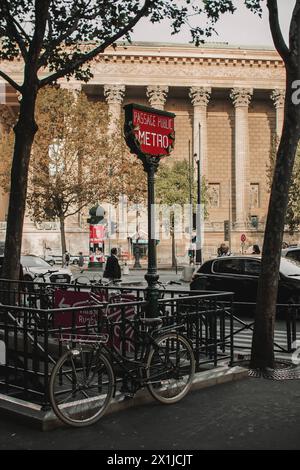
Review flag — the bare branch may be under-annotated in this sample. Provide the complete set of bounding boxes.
[39,0,151,87]
[65,202,89,218]
[0,69,22,92]
[12,17,31,43]
[267,0,290,63]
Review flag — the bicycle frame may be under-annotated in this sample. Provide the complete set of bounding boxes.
[80,313,186,396]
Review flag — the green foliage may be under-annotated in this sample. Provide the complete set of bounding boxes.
[268,140,300,234]
[26,86,111,222]
[156,159,209,215]
[286,148,300,234]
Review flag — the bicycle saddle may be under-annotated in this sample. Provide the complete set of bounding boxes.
[139,317,163,326]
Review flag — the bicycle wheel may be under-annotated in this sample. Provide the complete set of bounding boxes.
[146,332,195,404]
[49,347,114,427]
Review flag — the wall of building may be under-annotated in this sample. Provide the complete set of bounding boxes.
[0,42,291,262]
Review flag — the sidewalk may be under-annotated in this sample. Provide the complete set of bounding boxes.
[1,372,300,449]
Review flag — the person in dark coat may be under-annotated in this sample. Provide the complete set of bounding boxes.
[103,248,121,281]
[252,244,261,254]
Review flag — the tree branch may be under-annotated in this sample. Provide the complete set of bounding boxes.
[28,0,51,65]
[267,0,290,63]
[12,17,31,43]
[38,17,81,68]
[289,0,300,70]
[2,0,28,60]
[39,0,151,87]
[0,69,22,92]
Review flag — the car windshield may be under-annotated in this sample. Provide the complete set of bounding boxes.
[280,257,300,276]
[21,256,51,268]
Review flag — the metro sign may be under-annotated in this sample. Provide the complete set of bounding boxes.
[124,103,175,158]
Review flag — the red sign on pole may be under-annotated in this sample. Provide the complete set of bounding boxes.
[241,234,246,243]
[124,103,175,158]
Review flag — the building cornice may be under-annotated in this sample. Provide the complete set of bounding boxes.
[94,42,283,68]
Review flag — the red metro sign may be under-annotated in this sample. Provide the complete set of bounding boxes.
[124,103,175,158]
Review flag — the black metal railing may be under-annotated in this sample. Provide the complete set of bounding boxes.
[0,280,234,407]
[228,301,300,356]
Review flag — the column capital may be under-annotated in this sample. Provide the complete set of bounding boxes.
[146,85,168,109]
[104,84,125,104]
[270,89,285,108]
[189,86,211,106]
[230,88,253,107]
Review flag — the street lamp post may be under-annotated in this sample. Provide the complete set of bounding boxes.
[143,157,160,317]
[124,103,175,318]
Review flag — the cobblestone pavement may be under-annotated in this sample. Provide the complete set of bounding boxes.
[1,377,300,450]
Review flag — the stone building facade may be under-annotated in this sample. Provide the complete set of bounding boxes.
[0,42,288,262]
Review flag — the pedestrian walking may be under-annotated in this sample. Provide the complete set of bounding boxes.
[78,252,85,272]
[217,243,231,257]
[103,247,121,282]
[252,244,260,254]
[63,250,70,267]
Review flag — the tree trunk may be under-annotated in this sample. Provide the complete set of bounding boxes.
[2,90,38,281]
[59,215,67,262]
[251,71,300,369]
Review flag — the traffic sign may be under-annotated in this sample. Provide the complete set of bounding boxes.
[241,234,246,243]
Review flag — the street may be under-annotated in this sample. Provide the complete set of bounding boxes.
[70,266,186,286]
[1,377,300,450]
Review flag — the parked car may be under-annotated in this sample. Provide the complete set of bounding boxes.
[281,247,300,263]
[0,254,73,284]
[44,254,63,266]
[190,255,300,314]
[69,254,89,265]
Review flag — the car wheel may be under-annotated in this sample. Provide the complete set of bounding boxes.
[73,259,78,265]
[49,260,55,266]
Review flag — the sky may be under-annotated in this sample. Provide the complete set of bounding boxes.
[131,0,295,47]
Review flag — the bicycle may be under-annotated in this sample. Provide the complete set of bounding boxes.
[25,270,58,327]
[157,280,182,298]
[48,306,195,427]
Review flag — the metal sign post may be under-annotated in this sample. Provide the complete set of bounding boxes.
[124,103,175,318]
[241,233,246,254]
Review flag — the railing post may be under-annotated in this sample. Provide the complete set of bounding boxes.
[229,296,234,366]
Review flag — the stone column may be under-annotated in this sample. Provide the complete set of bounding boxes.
[104,84,125,135]
[189,86,211,176]
[230,87,253,228]
[146,85,168,110]
[271,89,285,139]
